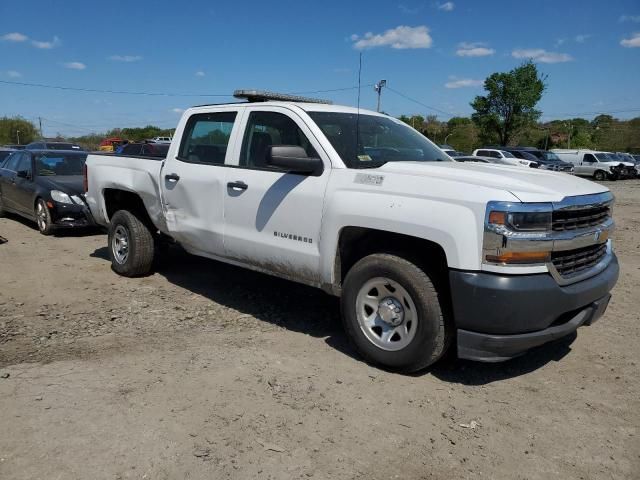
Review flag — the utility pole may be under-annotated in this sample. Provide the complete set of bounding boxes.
[38,117,43,138]
[565,121,572,149]
[374,80,386,112]
[16,129,20,145]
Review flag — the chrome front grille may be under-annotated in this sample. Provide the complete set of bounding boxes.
[551,243,607,277]
[552,204,610,231]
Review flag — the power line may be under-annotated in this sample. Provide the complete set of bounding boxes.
[0,79,369,98]
[386,86,455,117]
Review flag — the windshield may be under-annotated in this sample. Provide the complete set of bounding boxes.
[499,150,516,158]
[35,153,87,176]
[308,112,450,168]
[518,151,539,161]
[595,153,615,162]
[0,151,14,162]
[542,152,561,161]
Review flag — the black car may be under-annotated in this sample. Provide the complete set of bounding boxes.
[25,141,83,151]
[0,149,93,234]
[500,146,574,172]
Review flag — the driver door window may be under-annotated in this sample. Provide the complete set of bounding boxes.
[583,154,597,163]
[239,111,318,169]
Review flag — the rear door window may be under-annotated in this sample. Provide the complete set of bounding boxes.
[16,153,32,175]
[4,152,22,171]
[179,111,237,165]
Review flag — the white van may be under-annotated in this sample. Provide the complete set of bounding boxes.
[551,149,634,181]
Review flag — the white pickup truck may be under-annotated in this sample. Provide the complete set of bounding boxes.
[85,90,619,372]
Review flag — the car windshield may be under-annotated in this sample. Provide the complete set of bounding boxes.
[308,112,450,168]
[499,150,516,158]
[0,151,14,162]
[542,152,561,161]
[595,153,615,161]
[518,151,539,161]
[35,153,87,176]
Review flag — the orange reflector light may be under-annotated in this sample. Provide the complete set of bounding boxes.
[46,201,54,209]
[486,251,551,264]
[488,211,506,225]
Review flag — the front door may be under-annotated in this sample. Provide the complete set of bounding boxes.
[580,153,597,176]
[223,107,330,283]
[11,152,36,216]
[160,109,242,257]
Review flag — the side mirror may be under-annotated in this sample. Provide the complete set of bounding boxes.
[16,170,31,179]
[267,145,323,176]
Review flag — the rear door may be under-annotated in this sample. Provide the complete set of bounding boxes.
[160,108,242,257]
[11,152,36,215]
[0,152,21,211]
[222,106,330,283]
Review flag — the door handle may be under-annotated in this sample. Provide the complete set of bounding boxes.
[227,181,248,191]
[165,173,180,182]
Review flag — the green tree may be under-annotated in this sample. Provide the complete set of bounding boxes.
[0,116,38,145]
[471,61,546,145]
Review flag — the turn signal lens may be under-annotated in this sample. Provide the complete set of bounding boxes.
[486,251,551,264]
[488,211,506,225]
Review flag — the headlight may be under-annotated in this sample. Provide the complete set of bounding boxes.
[483,202,553,266]
[487,209,552,232]
[51,190,73,204]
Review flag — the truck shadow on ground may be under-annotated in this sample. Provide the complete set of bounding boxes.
[91,245,578,385]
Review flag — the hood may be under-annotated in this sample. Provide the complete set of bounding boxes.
[36,175,84,196]
[378,161,608,203]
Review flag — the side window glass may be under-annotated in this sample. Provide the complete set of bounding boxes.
[477,150,488,157]
[239,111,318,168]
[179,111,237,165]
[5,152,22,172]
[583,154,596,163]
[16,153,32,174]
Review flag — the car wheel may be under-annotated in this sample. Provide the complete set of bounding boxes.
[108,210,155,277]
[35,199,54,235]
[593,170,607,181]
[340,253,451,373]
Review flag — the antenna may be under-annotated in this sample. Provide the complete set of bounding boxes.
[355,52,362,162]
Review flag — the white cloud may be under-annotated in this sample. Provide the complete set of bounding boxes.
[195,71,205,77]
[445,78,483,89]
[1,32,28,42]
[7,70,22,78]
[619,15,640,23]
[456,42,495,57]
[63,62,86,70]
[352,25,432,49]
[109,55,142,62]
[32,36,61,49]
[512,48,573,63]
[621,32,640,47]
[575,34,591,43]
[399,4,421,14]
[170,108,184,113]
[437,2,454,11]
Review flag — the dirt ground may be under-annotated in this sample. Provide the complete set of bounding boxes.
[1,180,639,480]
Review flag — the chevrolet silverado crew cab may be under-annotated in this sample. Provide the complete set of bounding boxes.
[84,90,619,372]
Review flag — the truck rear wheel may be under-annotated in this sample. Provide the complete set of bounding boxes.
[108,210,155,277]
[340,253,450,373]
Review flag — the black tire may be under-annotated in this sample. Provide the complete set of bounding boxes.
[35,198,54,235]
[340,253,451,373]
[108,210,155,277]
[593,170,606,181]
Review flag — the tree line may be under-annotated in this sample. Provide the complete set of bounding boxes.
[2,62,638,153]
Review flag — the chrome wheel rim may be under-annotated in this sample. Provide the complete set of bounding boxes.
[355,277,418,351]
[36,201,48,231]
[112,225,129,264]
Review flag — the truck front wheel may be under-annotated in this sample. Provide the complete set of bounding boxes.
[341,253,450,373]
[108,210,155,277]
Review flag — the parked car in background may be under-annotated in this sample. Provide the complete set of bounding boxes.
[455,156,517,166]
[551,149,634,180]
[118,142,170,158]
[501,147,574,173]
[0,149,93,234]
[150,136,172,144]
[441,148,466,158]
[472,148,539,168]
[0,147,16,163]
[26,141,83,151]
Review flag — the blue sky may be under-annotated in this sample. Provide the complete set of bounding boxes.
[1,0,639,137]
